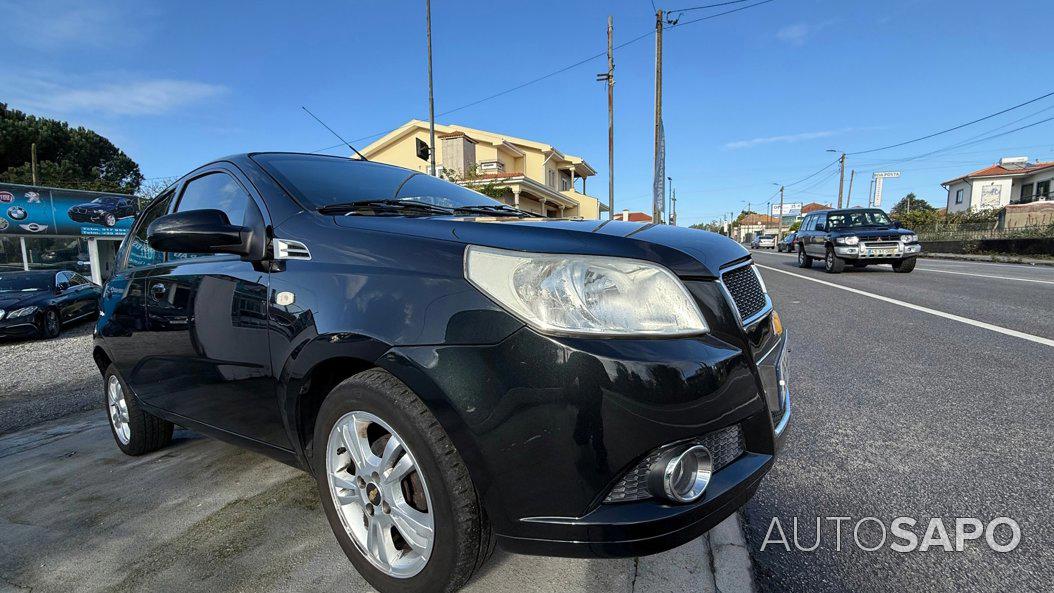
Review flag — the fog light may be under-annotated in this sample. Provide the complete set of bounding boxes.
[649,445,713,503]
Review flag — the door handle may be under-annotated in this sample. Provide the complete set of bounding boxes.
[150,282,167,298]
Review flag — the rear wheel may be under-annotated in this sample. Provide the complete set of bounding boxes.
[797,246,813,268]
[893,257,917,273]
[313,369,491,593]
[104,365,173,455]
[824,247,845,273]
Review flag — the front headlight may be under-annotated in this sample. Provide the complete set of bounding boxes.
[835,236,860,245]
[465,245,708,337]
[901,234,917,243]
[7,306,38,319]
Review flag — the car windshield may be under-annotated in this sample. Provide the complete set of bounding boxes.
[0,273,52,293]
[827,210,892,229]
[252,153,502,210]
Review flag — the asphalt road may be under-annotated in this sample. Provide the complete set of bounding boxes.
[743,250,1054,593]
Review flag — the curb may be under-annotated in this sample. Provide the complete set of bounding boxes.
[920,252,1054,266]
[708,513,757,593]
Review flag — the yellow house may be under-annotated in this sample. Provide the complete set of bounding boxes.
[361,120,605,219]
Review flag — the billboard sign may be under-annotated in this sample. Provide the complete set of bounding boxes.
[871,171,901,208]
[0,183,138,237]
[770,202,803,217]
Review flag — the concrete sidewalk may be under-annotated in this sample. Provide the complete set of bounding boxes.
[920,252,1054,266]
[0,411,756,593]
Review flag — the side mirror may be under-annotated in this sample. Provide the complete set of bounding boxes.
[893,220,902,228]
[147,209,254,257]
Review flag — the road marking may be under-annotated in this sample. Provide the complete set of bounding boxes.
[750,250,1054,283]
[755,264,1054,348]
[913,267,1054,285]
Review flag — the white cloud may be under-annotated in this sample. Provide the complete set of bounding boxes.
[775,20,835,46]
[0,0,155,49]
[725,129,842,150]
[8,76,228,116]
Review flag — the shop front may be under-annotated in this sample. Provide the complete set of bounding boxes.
[0,182,139,285]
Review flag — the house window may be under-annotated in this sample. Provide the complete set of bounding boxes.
[1036,180,1050,201]
[1019,183,1034,204]
[955,189,964,204]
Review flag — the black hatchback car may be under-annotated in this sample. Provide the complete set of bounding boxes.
[68,195,138,227]
[0,270,101,338]
[794,208,921,273]
[92,153,790,593]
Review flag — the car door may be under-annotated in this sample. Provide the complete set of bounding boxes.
[68,272,101,318]
[806,213,827,257]
[101,190,175,386]
[136,168,288,449]
[52,272,80,321]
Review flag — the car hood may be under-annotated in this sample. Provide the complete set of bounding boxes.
[0,292,48,310]
[332,216,748,278]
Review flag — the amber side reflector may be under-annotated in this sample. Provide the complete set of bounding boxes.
[771,310,783,336]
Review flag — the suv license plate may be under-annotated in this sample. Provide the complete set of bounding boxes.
[869,248,896,256]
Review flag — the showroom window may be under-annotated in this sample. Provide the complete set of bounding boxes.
[23,237,89,273]
[0,237,23,271]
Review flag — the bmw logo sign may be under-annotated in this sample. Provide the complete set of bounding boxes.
[7,206,28,221]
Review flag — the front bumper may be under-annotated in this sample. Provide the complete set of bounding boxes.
[0,316,42,338]
[385,315,790,558]
[835,242,921,260]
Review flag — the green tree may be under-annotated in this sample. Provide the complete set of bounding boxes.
[890,193,934,217]
[0,103,143,193]
[787,220,802,232]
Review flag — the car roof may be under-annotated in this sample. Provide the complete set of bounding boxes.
[0,270,56,278]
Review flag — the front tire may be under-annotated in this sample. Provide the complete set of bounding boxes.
[893,257,917,273]
[41,308,61,338]
[824,246,845,273]
[104,365,173,455]
[313,369,491,593]
[797,246,813,268]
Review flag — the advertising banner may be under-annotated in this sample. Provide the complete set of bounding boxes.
[770,202,803,217]
[0,183,138,237]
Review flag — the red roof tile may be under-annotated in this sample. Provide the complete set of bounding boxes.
[944,161,1054,185]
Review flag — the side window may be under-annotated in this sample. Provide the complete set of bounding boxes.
[124,190,175,270]
[815,213,827,231]
[68,273,87,286]
[55,272,70,287]
[800,215,813,232]
[955,189,964,204]
[169,172,252,260]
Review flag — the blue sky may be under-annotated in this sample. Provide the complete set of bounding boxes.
[4,0,1054,227]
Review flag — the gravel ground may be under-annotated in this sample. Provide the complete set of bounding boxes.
[0,320,100,435]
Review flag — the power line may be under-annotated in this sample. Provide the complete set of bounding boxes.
[667,0,755,14]
[847,90,1054,156]
[313,0,778,153]
[783,158,840,188]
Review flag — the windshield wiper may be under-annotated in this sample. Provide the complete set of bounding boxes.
[317,199,454,216]
[453,204,535,218]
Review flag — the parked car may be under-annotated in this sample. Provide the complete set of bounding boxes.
[751,234,776,249]
[92,153,790,593]
[777,232,797,252]
[0,270,101,338]
[67,196,138,227]
[794,208,921,273]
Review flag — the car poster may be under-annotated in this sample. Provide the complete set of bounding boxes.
[0,182,139,237]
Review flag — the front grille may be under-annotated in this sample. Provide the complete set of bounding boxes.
[603,424,746,504]
[721,264,767,322]
[862,241,899,248]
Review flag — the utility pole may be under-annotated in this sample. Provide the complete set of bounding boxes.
[836,152,846,208]
[425,0,437,176]
[846,169,855,207]
[776,185,784,240]
[671,188,677,226]
[598,16,614,220]
[652,9,664,224]
[30,143,38,185]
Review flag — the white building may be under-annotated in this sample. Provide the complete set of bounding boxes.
[942,157,1054,213]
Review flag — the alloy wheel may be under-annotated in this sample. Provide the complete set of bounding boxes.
[798,250,805,265]
[45,310,59,336]
[107,375,131,445]
[326,411,435,579]
[826,251,834,270]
